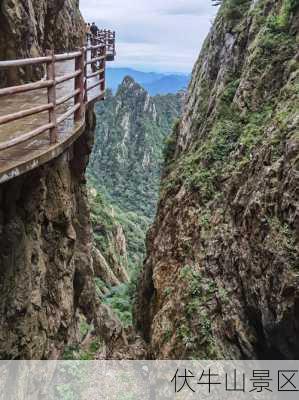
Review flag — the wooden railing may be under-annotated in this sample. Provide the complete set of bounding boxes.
[0,31,115,151]
[97,30,116,61]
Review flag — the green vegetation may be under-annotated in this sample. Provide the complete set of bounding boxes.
[89,186,145,328]
[176,265,219,358]
[100,265,139,327]
[89,184,148,266]
[88,81,182,220]
[162,4,297,199]
[62,337,103,360]
[86,79,183,332]
[222,0,252,21]
[268,216,296,252]
[267,0,299,31]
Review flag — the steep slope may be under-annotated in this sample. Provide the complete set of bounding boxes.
[89,76,184,219]
[0,108,99,359]
[90,188,129,290]
[136,0,299,359]
[86,78,184,344]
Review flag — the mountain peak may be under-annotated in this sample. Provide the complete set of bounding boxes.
[116,75,148,100]
[120,75,146,92]
[122,75,136,86]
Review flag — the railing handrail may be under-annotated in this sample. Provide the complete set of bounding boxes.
[0,29,115,154]
[0,56,52,68]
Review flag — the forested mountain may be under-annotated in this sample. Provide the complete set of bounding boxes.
[89,76,184,220]
[85,78,184,342]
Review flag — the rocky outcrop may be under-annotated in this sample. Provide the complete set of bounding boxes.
[136,0,299,359]
[92,226,129,288]
[0,0,84,84]
[0,107,98,359]
[89,188,130,291]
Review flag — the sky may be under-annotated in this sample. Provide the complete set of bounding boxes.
[80,0,218,74]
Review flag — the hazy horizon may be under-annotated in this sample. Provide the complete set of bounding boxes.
[80,0,218,73]
[106,66,190,76]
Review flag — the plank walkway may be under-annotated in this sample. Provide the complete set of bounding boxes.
[0,30,115,183]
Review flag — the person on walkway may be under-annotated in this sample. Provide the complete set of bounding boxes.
[85,23,91,42]
[90,22,99,37]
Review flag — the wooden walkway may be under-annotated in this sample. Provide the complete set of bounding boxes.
[0,30,116,184]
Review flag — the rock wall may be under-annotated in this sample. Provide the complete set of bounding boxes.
[0,0,85,84]
[0,108,99,359]
[136,0,299,359]
[91,206,130,291]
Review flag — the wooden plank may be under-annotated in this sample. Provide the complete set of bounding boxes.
[86,44,105,51]
[87,92,105,104]
[0,79,54,97]
[0,103,53,125]
[55,70,81,85]
[86,80,101,92]
[0,120,85,185]
[0,56,51,68]
[85,56,106,65]
[0,123,54,151]
[55,52,81,62]
[86,69,104,79]
[56,89,80,106]
[57,103,80,125]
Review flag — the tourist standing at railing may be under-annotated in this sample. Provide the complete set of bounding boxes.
[86,23,91,42]
[90,22,99,37]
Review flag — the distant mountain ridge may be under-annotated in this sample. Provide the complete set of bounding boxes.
[106,68,190,95]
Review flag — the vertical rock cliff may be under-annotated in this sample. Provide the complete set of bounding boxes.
[90,188,130,290]
[136,0,299,359]
[0,108,99,359]
[0,0,114,360]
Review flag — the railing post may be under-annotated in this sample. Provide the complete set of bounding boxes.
[74,48,85,122]
[83,47,88,104]
[91,36,97,73]
[99,44,106,96]
[113,31,116,56]
[46,50,58,144]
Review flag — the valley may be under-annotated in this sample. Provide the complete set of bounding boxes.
[0,0,298,362]
[73,76,184,357]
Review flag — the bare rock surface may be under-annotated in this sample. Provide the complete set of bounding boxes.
[0,106,97,359]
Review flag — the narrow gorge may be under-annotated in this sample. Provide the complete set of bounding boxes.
[0,0,298,362]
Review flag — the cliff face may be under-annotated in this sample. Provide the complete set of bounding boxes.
[0,108,99,359]
[0,0,84,84]
[0,0,131,360]
[90,188,129,291]
[136,0,299,359]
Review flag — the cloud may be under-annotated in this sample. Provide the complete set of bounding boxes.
[80,0,217,73]
[157,0,215,16]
